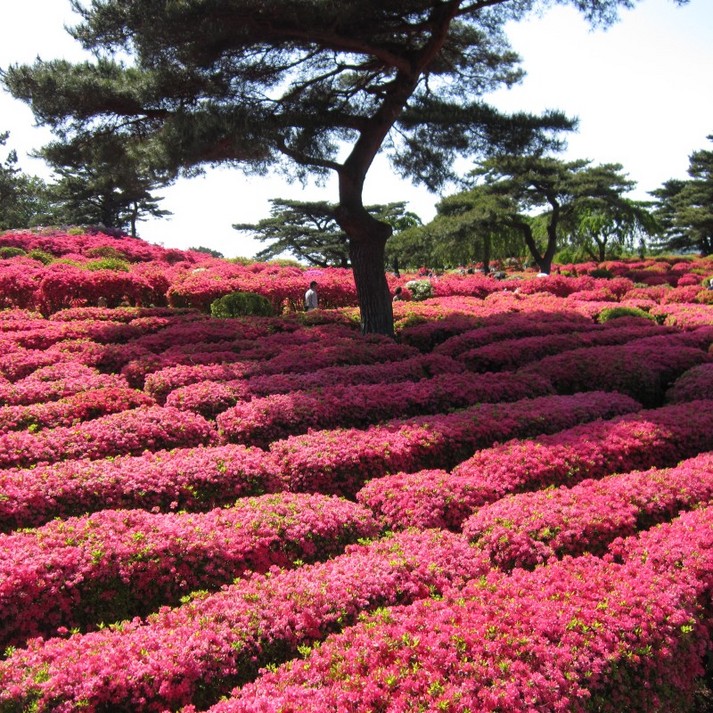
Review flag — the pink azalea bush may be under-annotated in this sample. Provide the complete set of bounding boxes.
[0,530,488,712]
[0,362,128,405]
[0,492,378,648]
[143,335,418,401]
[0,444,284,531]
[216,549,707,713]
[0,386,154,432]
[165,353,465,418]
[458,321,672,372]
[433,311,596,358]
[358,399,713,531]
[271,391,639,497]
[216,371,554,447]
[463,452,713,570]
[518,340,711,406]
[665,363,713,403]
[0,405,217,468]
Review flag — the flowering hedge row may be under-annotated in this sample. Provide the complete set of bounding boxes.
[270,391,640,497]
[458,322,673,372]
[0,362,128,405]
[0,444,284,532]
[0,405,216,469]
[519,340,711,407]
[0,386,154,432]
[131,317,338,355]
[462,452,713,571]
[0,492,378,649]
[1,230,711,315]
[432,311,598,358]
[0,530,489,712]
[357,399,713,532]
[165,353,465,419]
[216,371,555,447]
[666,363,713,403]
[143,337,418,402]
[215,536,708,712]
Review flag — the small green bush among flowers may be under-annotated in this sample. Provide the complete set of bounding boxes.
[211,291,275,318]
[597,305,657,323]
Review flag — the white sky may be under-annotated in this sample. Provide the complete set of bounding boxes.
[0,0,711,258]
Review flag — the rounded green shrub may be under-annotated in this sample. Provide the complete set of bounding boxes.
[86,258,131,272]
[0,246,27,259]
[210,291,275,318]
[85,246,128,261]
[597,305,657,323]
[27,249,54,264]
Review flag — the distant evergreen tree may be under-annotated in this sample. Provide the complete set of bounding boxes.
[651,136,713,255]
[0,132,52,230]
[236,200,420,268]
[39,134,172,237]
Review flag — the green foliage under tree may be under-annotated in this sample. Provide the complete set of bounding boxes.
[210,291,275,318]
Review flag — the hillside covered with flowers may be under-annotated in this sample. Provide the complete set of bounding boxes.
[0,228,713,712]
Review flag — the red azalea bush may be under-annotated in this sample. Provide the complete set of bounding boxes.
[358,399,713,532]
[0,444,285,531]
[166,353,465,418]
[518,340,711,407]
[463,452,713,570]
[0,386,154,431]
[216,371,554,447]
[217,545,707,713]
[0,362,128,405]
[0,530,488,712]
[0,492,378,648]
[144,335,418,401]
[666,363,713,402]
[0,405,217,468]
[0,235,711,712]
[270,391,639,497]
[458,321,672,372]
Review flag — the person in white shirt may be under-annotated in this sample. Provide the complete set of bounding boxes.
[304,281,319,311]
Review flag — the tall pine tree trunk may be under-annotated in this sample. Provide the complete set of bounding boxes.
[348,232,393,336]
[337,168,395,337]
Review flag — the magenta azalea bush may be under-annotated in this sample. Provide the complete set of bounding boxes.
[0,230,712,712]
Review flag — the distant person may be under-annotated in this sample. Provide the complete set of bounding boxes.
[393,286,404,302]
[304,281,319,311]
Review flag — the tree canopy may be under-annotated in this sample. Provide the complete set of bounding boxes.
[39,133,172,237]
[2,0,684,332]
[468,155,649,272]
[652,135,713,256]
